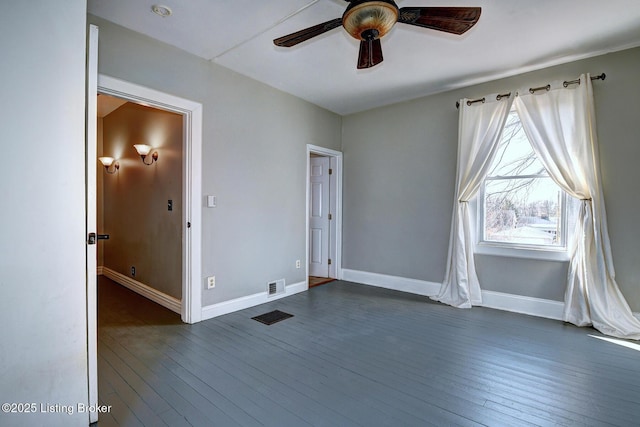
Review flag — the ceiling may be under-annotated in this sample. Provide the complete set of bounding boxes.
[97,94,128,118]
[88,0,640,115]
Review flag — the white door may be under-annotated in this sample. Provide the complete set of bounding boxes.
[86,24,99,424]
[309,156,330,277]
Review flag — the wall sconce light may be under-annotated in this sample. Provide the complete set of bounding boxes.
[133,144,159,165]
[98,157,120,174]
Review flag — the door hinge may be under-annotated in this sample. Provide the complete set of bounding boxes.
[328,259,332,265]
[328,213,332,220]
[187,222,191,228]
[328,168,333,175]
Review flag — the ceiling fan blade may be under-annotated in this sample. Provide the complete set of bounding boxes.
[357,38,383,69]
[274,18,343,47]
[398,7,481,35]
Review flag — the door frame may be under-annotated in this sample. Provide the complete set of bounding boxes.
[306,145,343,283]
[96,74,203,323]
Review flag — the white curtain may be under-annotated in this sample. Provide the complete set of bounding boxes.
[432,96,513,308]
[514,74,640,340]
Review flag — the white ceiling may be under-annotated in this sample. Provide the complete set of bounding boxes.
[88,0,640,115]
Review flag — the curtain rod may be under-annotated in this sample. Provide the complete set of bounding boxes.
[455,73,606,109]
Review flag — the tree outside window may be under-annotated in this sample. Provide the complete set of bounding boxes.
[481,110,567,249]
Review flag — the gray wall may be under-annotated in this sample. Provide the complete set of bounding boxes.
[102,103,183,299]
[89,15,342,306]
[0,1,89,426]
[343,47,640,311]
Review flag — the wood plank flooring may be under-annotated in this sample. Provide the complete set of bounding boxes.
[308,277,336,288]
[96,276,640,426]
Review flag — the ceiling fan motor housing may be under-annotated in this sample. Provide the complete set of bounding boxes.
[342,0,399,41]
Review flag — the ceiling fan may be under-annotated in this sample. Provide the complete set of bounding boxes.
[273,1,481,69]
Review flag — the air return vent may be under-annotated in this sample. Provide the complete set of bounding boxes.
[267,279,285,297]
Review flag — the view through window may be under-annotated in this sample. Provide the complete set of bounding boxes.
[481,110,566,248]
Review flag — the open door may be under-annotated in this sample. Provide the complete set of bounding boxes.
[86,24,99,424]
[86,25,203,424]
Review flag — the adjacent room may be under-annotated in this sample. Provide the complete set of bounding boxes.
[2,1,640,426]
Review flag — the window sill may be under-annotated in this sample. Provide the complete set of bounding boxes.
[475,243,570,262]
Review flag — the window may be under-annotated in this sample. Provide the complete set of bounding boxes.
[479,109,567,250]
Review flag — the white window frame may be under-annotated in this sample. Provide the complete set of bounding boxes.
[476,110,569,260]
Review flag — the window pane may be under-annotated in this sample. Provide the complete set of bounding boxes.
[489,111,548,177]
[484,177,563,246]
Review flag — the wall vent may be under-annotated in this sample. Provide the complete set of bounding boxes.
[267,279,285,297]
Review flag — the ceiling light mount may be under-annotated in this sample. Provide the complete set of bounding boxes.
[343,0,399,41]
[151,4,172,18]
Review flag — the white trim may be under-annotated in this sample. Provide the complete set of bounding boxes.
[97,74,203,324]
[341,269,441,296]
[183,95,203,324]
[479,290,564,320]
[201,281,307,320]
[342,268,565,321]
[475,243,570,262]
[306,145,343,281]
[97,266,104,276]
[102,267,182,314]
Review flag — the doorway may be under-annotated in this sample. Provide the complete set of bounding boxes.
[96,74,203,323]
[306,145,343,287]
[97,95,184,308]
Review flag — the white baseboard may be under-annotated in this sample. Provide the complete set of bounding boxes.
[99,263,638,325]
[480,290,564,321]
[201,280,307,321]
[101,266,182,314]
[341,269,441,296]
[342,268,564,321]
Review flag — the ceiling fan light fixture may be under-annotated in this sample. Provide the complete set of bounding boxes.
[273,2,481,70]
[343,0,399,40]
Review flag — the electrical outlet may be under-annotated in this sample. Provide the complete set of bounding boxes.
[131,266,136,277]
[207,276,215,289]
[295,260,301,269]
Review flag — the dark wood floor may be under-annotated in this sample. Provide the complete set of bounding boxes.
[96,276,640,426]
[308,276,336,288]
